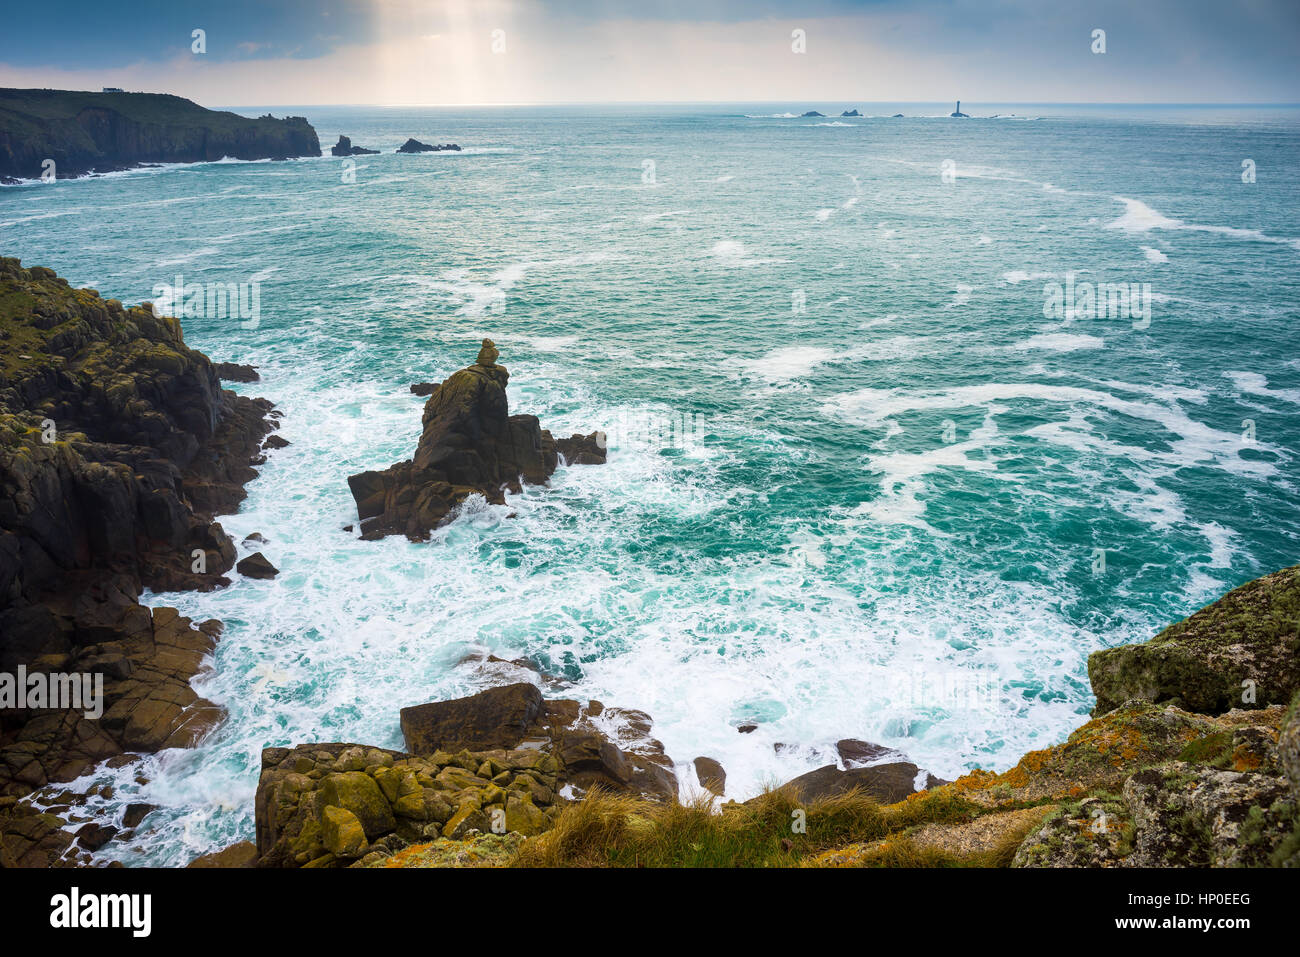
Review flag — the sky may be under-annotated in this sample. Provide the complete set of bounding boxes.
[1,0,1298,106]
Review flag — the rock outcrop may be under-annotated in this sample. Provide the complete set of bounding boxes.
[329,135,378,157]
[0,88,320,181]
[395,138,461,153]
[1089,564,1300,715]
[347,340,606,540]
[252,683,678,867]
[0,258,278,816]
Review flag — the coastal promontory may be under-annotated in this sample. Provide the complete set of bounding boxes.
[0,88,321,181]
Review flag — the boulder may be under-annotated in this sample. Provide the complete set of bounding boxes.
[187,840,259,868]
[776,762,921,805]
[1089,565,1300,715]
[321,805,368,857]
[693,756,726,795]
[400,683,544,753]
[236,551,279,579]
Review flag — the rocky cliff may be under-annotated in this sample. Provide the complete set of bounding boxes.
[0,88,320,181]
[348,338,606,540]
[0,257,279,828]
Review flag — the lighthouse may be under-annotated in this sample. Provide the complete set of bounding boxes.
[950,100,969,117]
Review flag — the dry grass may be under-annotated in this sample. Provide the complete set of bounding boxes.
[511,784,988,868]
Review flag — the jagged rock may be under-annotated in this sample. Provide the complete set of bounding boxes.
[213,362,259,382]
[476,337,499,367]
[329,135,379,157]
[802,111,825,117]
[409,382,436,396]
[694,756,726,795]
[347,345,605,540]
[1089,565,1300,716]
[236,551,279,579]
[841,109,861,117]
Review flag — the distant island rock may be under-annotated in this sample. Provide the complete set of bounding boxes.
[950,100,970,118]
[801,111,825,118]
[0,88,320,181]
[892,113,904,118]
[396,138,462,153]
[330,135,379,157]
[840,109,861,117]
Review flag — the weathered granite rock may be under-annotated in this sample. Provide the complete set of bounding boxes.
[1089,565,1300,715]
[348,344,605,540]
[254,686,680,866]
[400,682,544,753]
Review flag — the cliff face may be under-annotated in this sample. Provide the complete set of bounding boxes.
[0,88,320,180]
[0,258,279,818]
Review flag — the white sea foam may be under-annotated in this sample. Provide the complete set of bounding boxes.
[1014,333,1104,352]
[1141,245,1169,263]
[824,382,1281,478]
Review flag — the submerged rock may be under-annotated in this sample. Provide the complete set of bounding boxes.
[347,343,605,540]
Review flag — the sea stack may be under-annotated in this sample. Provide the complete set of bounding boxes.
[346,341,606,540]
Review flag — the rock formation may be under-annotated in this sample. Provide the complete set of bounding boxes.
[329,135,379,157]
[0,258,279,830]
[1089,564,1300,715]
[251,683,677,867]
[395,138,461,153]
[347,341,606,540]
[840,109,861,117]
[0,88,320,181]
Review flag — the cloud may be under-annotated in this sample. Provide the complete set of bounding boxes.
[1,0,1296,104]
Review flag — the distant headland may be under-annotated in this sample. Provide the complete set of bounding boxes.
[0,88,320,182]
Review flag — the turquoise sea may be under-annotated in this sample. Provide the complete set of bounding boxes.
[4,102,1299,865]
